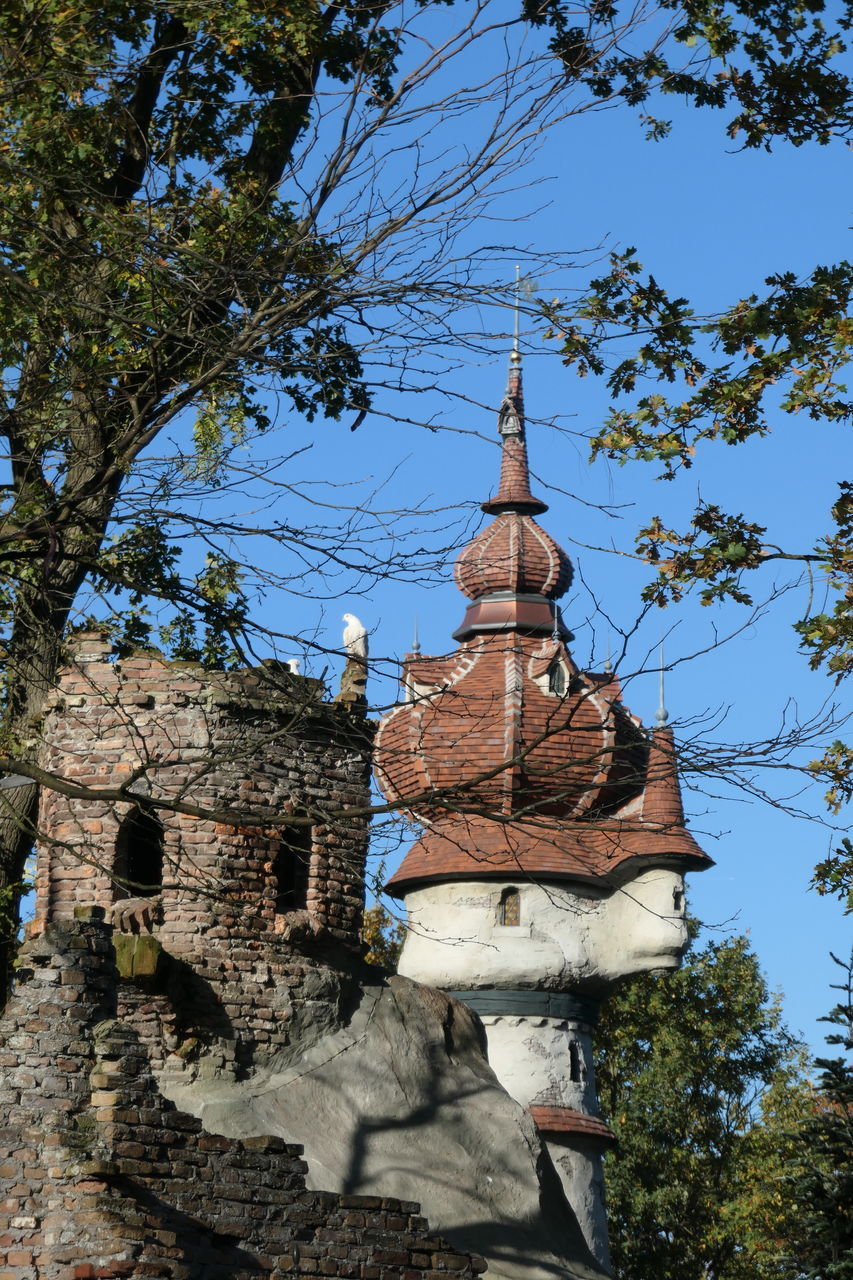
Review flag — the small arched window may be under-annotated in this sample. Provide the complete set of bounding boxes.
[114,805,164,899]
[548,661,566,696]
[272,819,312,913]
[499,886,521,927]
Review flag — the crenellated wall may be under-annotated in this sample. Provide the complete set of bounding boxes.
[35,635,371,943]
[30,634,374,1076]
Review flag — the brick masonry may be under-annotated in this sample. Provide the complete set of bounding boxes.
[0,912,486,1280]
[30,638,376,1078]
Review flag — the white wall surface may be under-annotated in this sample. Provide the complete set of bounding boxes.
[397,869,689,994]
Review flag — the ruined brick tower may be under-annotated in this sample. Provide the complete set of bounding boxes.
[31,636,374,1073]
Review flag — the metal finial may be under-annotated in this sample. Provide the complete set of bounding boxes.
[603,649,613,676]
[655,641,669,727]
[510,265,521,368]
[412,615,421,654]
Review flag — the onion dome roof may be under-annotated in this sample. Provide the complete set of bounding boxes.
[454,513,572,601]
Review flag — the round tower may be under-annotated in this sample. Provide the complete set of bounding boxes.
[31,640,373,1076]
[374,344,712,1266]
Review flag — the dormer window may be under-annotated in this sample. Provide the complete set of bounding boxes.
[499,886,521,926]
[114,805,164,899]
[548,661,567,696]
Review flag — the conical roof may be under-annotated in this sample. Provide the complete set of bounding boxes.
[480,353,547,516]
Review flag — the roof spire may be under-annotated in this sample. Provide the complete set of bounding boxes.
[655,641,669,727]
[482,268,547,516]
[412,615,421,654]
[503,264,522,427]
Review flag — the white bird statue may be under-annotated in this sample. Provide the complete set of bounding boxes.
[342,612,368,661]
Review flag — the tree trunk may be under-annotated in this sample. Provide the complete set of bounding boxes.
[0,487,118,1004]
[0,782,38,1001]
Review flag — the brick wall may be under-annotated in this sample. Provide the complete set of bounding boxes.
[30,637,374,1074]
[0,912,486,1280]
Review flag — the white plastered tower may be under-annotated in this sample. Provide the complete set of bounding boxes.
[375,344,711,1268]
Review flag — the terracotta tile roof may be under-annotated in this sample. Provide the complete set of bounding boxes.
[375,634,618,823]
[454,512,572,601]
[376,357,711,895]
[482,432,548,515]
[384,811,712,895]
[481,366,548,517]
[528,1106,617,1145]
[643,726,685,827]
[454,368,571,602]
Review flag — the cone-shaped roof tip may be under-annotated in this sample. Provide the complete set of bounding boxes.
[481,296,547,517]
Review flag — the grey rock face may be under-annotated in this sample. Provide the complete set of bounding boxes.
[161,973,609,1280]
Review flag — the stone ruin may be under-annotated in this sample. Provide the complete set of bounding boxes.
[0,637,604,1280]
[30,635,374,1077]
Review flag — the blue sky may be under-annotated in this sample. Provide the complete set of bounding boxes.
[16,6,847,1056]
[267,63,852,1054]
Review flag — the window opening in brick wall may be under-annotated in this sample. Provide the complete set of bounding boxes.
[499,886,521,926]
[569,1041,582,1083]
[114,805,164,898]
[272,819,312,913]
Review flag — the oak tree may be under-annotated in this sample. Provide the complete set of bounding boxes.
[595,931,810,1280]
[2,0,852,996]
[783,949,853,1280]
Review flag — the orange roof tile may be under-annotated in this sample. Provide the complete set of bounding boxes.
[376,357,711,894]
[455,512,572,601]
[481,364,548,517]
[528,1106,616,1145]
[384,811,711,895]
[375,634,620,823]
